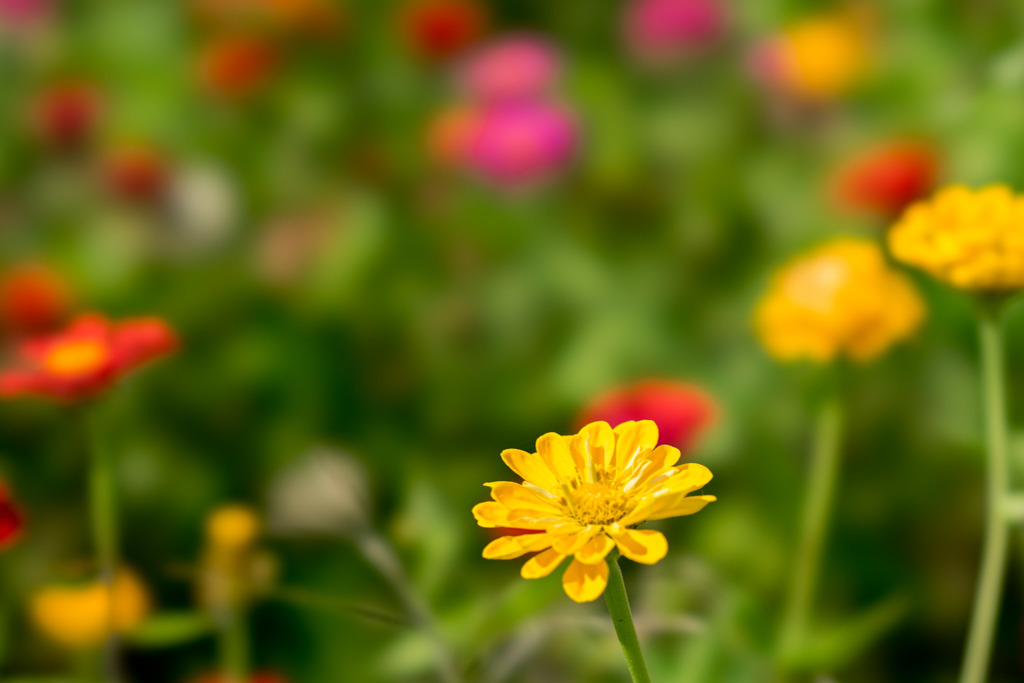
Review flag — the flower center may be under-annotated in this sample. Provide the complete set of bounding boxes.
[44,341,109,377]
[567,482,631,526]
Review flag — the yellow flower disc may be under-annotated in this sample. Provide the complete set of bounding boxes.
[30,568,151,649]
[756,238,924,363]
[473,421,715,603]
[888,185,1024,291]
[206,504,261,551]
[781,14,869,99]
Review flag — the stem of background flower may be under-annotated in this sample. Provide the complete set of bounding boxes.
[220,603,250,683]
[603,549,652,683]
[777,386,844,667]
[959,310,1011,683]
[355,530,462,683]
[87,409,121,683]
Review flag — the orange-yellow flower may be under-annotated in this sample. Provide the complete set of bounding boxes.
[473,420,715,602]
[756,238,924,362]
[776,11,870,100]
[888,185,1024,291]
[30,568,151,649]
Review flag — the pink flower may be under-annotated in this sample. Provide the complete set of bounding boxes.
[459,35,561,102]
[0,0,52,28]
[577,380,716,453]
[467,101,576,187]
[623,0,726,64]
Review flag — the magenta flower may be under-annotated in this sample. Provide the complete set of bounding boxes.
[623,0,725,64]
[459,34,561,103]
[467,101,577,188]
[0,0,51,27]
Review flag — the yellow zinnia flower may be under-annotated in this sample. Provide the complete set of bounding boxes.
[780,13,870,100]
[889,185,1024,291]
[473,420,715,603]
[30,568,151,649]
[756,238,924,362]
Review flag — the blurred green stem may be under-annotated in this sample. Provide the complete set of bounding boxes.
[604,550,652,683]
[87,409,121,683]
[778,386,844,666]
[220,604,250,683]
[959,311,1011,683]
[355,530,461,683]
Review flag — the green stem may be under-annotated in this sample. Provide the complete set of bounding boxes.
[603,550,652,683]
[959,312,1011,683]
[220,604,250,683]
[87,410,121,683]
[778,389,844,665]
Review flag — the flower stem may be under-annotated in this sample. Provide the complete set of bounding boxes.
[87,410,121,683]
[959,311,1011,683]
[603,550,652,683]
[778,388,844,665]
[220,604,250,683]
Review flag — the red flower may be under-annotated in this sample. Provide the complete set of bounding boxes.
[0,313,178,402]
[102,145,170,204]
[29,81,102,150]
[198,36,278,99]
[0,481,24,550]
[400,0,487,62]
[832,142,939,218]
[577,380,716,453]
[0,264,72,334]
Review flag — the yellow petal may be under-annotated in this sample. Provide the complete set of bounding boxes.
[562,558,609,602]
[551,526,598,555]
[472,501,511,528]
[647,462,713,495]
[521,548,566,578]
[623,494,716,525]
[482,533,553,560]
[489,482,560,513]
[571,422,615,477]
[611,528,668,565]
[614,420,659,474]
[500,449,560,492]
[536,433,578,485]
[574,533,615,564]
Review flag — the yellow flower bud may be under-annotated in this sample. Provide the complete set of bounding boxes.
[889,185,1024,291]
[206,504,261,551]
[30,569,151,649]
[756,238,924,362]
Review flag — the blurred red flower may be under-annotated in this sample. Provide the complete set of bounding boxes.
[103,145,170,204]
[832,142,939,218]
[400,0,487,62]
[577,380,716,453]
[0,481,24,550]
[29,82,102,150]
[198,36,278,99]
[0,264,72,334]
[0,313,178,402]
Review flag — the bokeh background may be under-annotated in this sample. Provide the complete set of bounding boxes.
[3,0,1024,681]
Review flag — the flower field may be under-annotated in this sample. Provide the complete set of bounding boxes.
[3,1,1024,682]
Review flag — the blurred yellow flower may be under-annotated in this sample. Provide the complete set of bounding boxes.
[756,238,924,362]
[889,185,1024,291]
[30,569,151,649]
[207,504,261,551]
[780,13,869,99]
[473,421,715,603]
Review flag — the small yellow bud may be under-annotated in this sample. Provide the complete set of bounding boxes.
[206,504,261,551]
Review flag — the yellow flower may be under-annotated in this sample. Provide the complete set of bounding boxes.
[473,421,715,603]
[206,504,261,551]
[30,568,151,649]
[756,238,924,362]
[780,13,870,100]
[889,185,1024,291]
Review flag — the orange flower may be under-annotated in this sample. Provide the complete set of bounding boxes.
[102,144,170,204]
[400,0,488,61]
[193,0,342,39]
[0,480,25,551]
[0,313,178,402]
[425,104,480,167]
[0,263,72,334]
[29,81,102,149]
[198,36,278,99]
[832,142,938,218]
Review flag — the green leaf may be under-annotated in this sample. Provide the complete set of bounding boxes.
[125,611,214,649]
